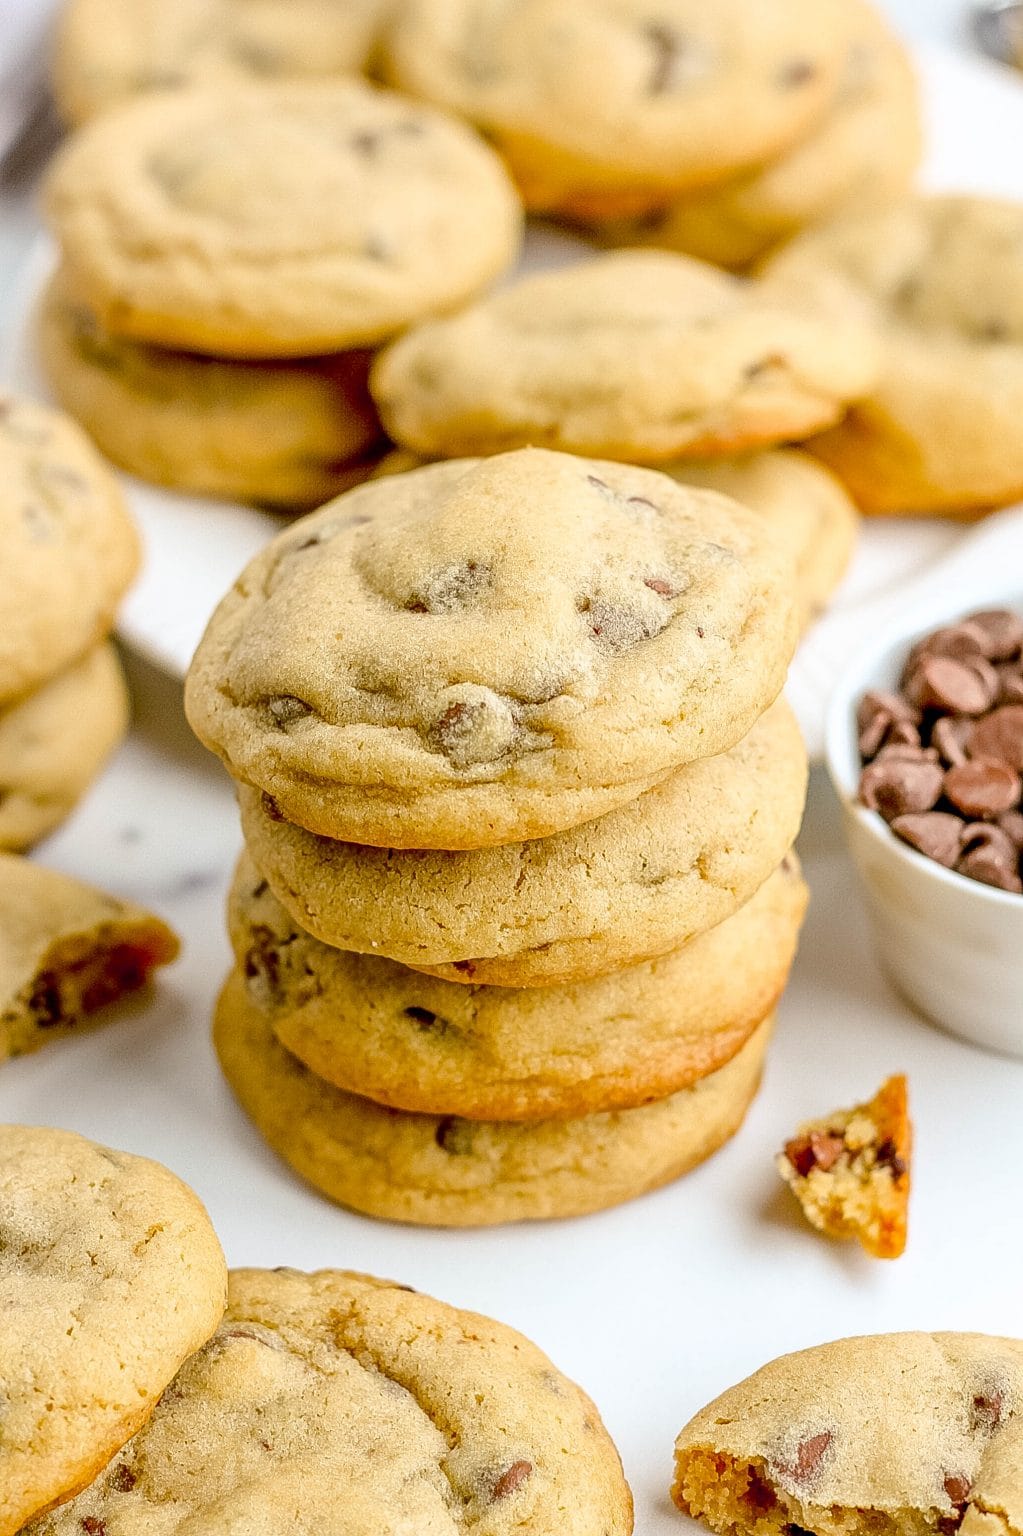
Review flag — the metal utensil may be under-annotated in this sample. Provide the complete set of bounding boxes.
[973,0,1023,66]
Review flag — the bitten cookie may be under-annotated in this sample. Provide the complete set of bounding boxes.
[383,0,851,218]
[371,251,879,463]
[611,0,921,269]
[672,1332,1023,1536]
[186,450,800,849]
[0,852,179,1060]
[0,1126,226,1535]
[39,273,386,509]
[215,971,772,1225]
[777,1074,912,1259]
[762,196,1023,515]
[0,643,129,852]
[237,698,807,985]
[229,852,806,1117]
[46,81,523,357]
[0,392,139,707]
[26,1267,633,1535]
[53,0,389,125]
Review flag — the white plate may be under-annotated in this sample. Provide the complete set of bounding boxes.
[7,42,1023,757]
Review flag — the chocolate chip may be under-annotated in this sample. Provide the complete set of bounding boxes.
[577,595,668,654]
[403,1005,451,1036]
[777,59,817,87]
[890,812,964,868]
[775,1430,833,1485]
[874,1138,908,1178]
[28,972,63,1027]
[745,352,788,379]
[491,1460,533,1501]
[970,705,1023,770]
[406,560,490,614]
[944,1474,972,1504]
[81,1520,107,1535]
[244,925,282,1005]
[427,691,518,769]
[267,695,314,728]
[995,665,1023,705]
[967,609,1023,660]
[944,757,1021,818]
[644,575,682,597]
[932,715,973,766]
[261,793,284,822]
[956,833,1023,893]
[857,689,919,758]
[908,622,987,666]
[644,22,689,93]
[859,753,944,820]
[971,1389,1005,1432]
[81,945,150,1013]
[434,1117,474,1154]
[110,1464,136,1492]
[783,1132,845,1178]
[997,810,1023,846]
[904,654,998,715]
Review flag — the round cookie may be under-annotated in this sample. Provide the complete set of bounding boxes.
[673,1332,1023,1536]
[215,969,773,1225]
[39,272,386,509]
[612,0,921,270]
[237,697,807,985]
[46,81,524,358]
[666,451,858,630]
[53,0,389,126]
[383,0,851,219]
[370,251,879,463]
[0,850,179,1060]
[761,196,1023,516]
[0,1125,227,1535]
[230,851,806,1118]
[0,643,129,852]
[186,450,801,849]
[27,1267,633,1535]
[0,392,139,708]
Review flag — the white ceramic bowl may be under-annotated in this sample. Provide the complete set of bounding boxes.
[825,555,1023,1058]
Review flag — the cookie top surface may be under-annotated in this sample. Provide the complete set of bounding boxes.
[371,252,879,462]
[674,1332,1023,1531]
[46,81,523,356]
[28,1266,633,1535]
[625,0,921,268]
[0,1125,226,1535]
[215,971,771,1225]
[237,696,807,984]
[229,850,806,1117]
[53,0,388,125]
[383,0,849,213]
[187,449,800,848]
[0,392,139,706]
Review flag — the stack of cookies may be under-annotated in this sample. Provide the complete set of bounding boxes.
[39,76,523,509]
[186,447,809,1226]
[0,391,139,852]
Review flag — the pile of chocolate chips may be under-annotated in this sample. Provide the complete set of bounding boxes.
[857,608,1023,894]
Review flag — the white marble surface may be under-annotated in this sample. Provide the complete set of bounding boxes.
[2,7,1023,1533]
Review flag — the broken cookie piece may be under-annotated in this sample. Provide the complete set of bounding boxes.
[672,1332,1023,1536]
[0,852,179,1061]
[777,1074,911,1259]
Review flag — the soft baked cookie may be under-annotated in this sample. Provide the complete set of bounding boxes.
[777,1074,911,1260]
[230,852,806,1118]
[371,252,879,462]
[761,196,1023,515]
[665,451,858,630]
[0,1125,226,1534]
[0,852,179,1060]
[672,1332,1023,1536]
[187,451,800,849]
[46,81,523,357]
[39,272,386,509]
[53,0,389,126]
[0,643,129,852]
[215,970,772,1225]
[27,1266,633,1535]
[237,698,807,985]
[610,0,921,269]
[383,0,851,219]
[0,392,139,707]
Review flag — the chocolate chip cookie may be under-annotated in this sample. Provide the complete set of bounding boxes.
[0,1125,226,1535]
[673,1332,1023,1536]
[371,252,879,463]
[237,697,807,984]
[46,81,523,357]
[0,851,179,1061]
[610,0,921,269]
[229,851,806,1118]
[215,970,772,1224]
[383,0,851,218]
[186,451,800,849]
[53,0,389,125]
[762,196,1023,515]
[26,1267,633,1534]
[39,272,386,509]
[0,392,139,708]
[0,644,129,852]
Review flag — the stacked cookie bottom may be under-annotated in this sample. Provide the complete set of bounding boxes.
[215,697,808,1227]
